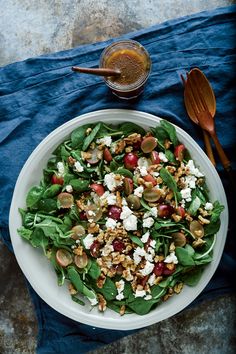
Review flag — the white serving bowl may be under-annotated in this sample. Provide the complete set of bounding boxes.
[9,109,228,330]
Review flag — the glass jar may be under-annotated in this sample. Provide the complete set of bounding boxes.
[100,40,151,99]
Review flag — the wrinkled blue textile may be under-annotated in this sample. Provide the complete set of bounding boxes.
[0,5,236,354]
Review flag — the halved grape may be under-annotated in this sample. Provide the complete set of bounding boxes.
[71,225,86,240]
[123,177,134,196]
[74,252,88,268]
[124,153,138,170]
[171,232,186,247]
[56,249,73,267]
[143,188,162,202]
[141,137,157,153]
[126,194,141,210]
[57,192,74,208]
[190,220,204,238]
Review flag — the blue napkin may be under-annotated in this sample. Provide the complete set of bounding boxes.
[1,5,236,353]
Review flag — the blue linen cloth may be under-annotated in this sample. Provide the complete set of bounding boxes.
[0,5,236,353]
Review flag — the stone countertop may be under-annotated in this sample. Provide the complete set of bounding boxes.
[0,1,236,353]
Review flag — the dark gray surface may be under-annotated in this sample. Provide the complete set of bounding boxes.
[1,1,236,353]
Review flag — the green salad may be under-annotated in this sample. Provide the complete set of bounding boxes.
[18,119,224,316]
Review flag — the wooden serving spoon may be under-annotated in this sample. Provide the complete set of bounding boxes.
[181,70,216,166]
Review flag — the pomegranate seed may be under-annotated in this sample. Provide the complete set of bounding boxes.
[108,206,122,220]
[150,151,160,164]
[103,147,113,162]
[79,211,87,220]
[51,174,64,185]
[90,183,105,196]
[90,240,100,258]
[124,153,138,170]
[163,264,176,275]
[176,206,185,218]
[112,239,125,252]
[154,262,165,276]
[174,144,186,161]
[158,204,174,218]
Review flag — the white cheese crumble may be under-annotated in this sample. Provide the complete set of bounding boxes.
[96,136,112,147]
[140,261,155,276]
[106,193,117,205]
[57,162,65,176]
[74,160,84,172]
[185,175,197,189]
[180,187,192,202]
[149,240,156,249]
[134,186,144,198]
[134,290,146,298]
[186,160,204,178]
[164,252,178,264]
[139,166,148,176]
[65,184,73,193]
[141,231,150,243]
[159,152,168,162]
[115,279,125,301]
[133,247,146,265]
[205,202,213,211]
[116,293,124,301]
[83,233,95,249]
[138,157,150,168]
[143,217,154,228]
[104,173,123,191]
[120,205,133,219]
[88,296,98,306]
[150,207,158,218]
[105,218,117,230]
[148,273,156,286]
[144,294,153,301]
[123,214,138,231]
[101,243,114,256]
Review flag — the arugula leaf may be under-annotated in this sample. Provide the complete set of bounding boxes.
[17,226,32,241]
[160,119,178,146]
[159,168,178,193]
[129,234,144,248]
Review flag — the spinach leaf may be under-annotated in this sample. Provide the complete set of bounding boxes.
[37,198,58,213]
[88,260,101,280]
[204,219,221,236]
[151,285,166,299]
[152,126,168,149]
[71,295,85,306]
[175,247,195,266]
[30,228,49,254]
[43,184,62,198]
[26,185,45,208]
[114,168,133,178]
[17,226,32,241]
[160,119,178,147]
[188,196,201,216]
[71,124,91,149]
[165,150,176,163]
[210,201,224,223]
[123,282,133,299]
[127,298,157,315]
[119,122,145,136]
[82,122,101,151]
[69,179,90,192]
[180,267,204,286]
[67,266,97,302]
[96,278,118,301]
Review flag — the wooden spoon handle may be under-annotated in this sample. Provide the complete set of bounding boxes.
[211,133,231,170]
[203,130,216,166]
[72,66,121,77]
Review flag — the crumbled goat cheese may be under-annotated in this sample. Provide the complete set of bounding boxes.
[65,184,73,193]
[116,293,124,301]
[101,243,114,256]
[74,160,84,172]
[141,231,150,243]
[133,247,146,265]
[150,207,158,218]
[123,214,138,231]
[143,217,155,228]
[152,171,160,177]
[140,261,155,276]
[104,173,123,191]
[149,240,156,248]
[106,193,117,205]
[57,162,65,176]
[145,247,155,262]
[139,166,148,176]
[87,210,96,216]
[185,175,197,189]
[138,157,150,168]
[164,252,178,264]
[144,294,153,301]
[205,202,213,211]
[105,218,117,230]
[120,206,133,219]
[96,136,112,147]
[122,198,128,206]
[134,186,144,198]
[134,290,146,298]
[83,234,95,249]
[159,152,168,162]
[148,273,156,286]
[115,279,125,301]
[186,160,204,177]
[180,187,192,202]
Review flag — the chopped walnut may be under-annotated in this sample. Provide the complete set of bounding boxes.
[73,246,83,256]
[114,140,126,154]
[68,282,77,295]
[86,127,92,135]
[156,177,163,184]
[192,238,206,248]
[125,146,133,153]
[68,156,76,165]
[116,191,122,207]
[185,213,193,222]
[112,253,125,265]
[96,274,106,288]
[88,222,100,234]
[154,276,163,285]
[163,293,172,301]
[166,190,174,200]
[174,282,184,294]
[119,305,126,316]
[122,269,134,281]
[124,133,142,145]
[165,263,175,270]
[166,166,176,174]
[81,151,92,160]
[169,242,176,252]
[168,287,174,295]
[164,139,172,149]
[199,207,209,217]
[198,215,210,224]
[76,199,86,211]
[171,213,182,222]
[97,294,107,312]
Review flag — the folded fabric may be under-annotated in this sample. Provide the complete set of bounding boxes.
[0,5,236,354]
